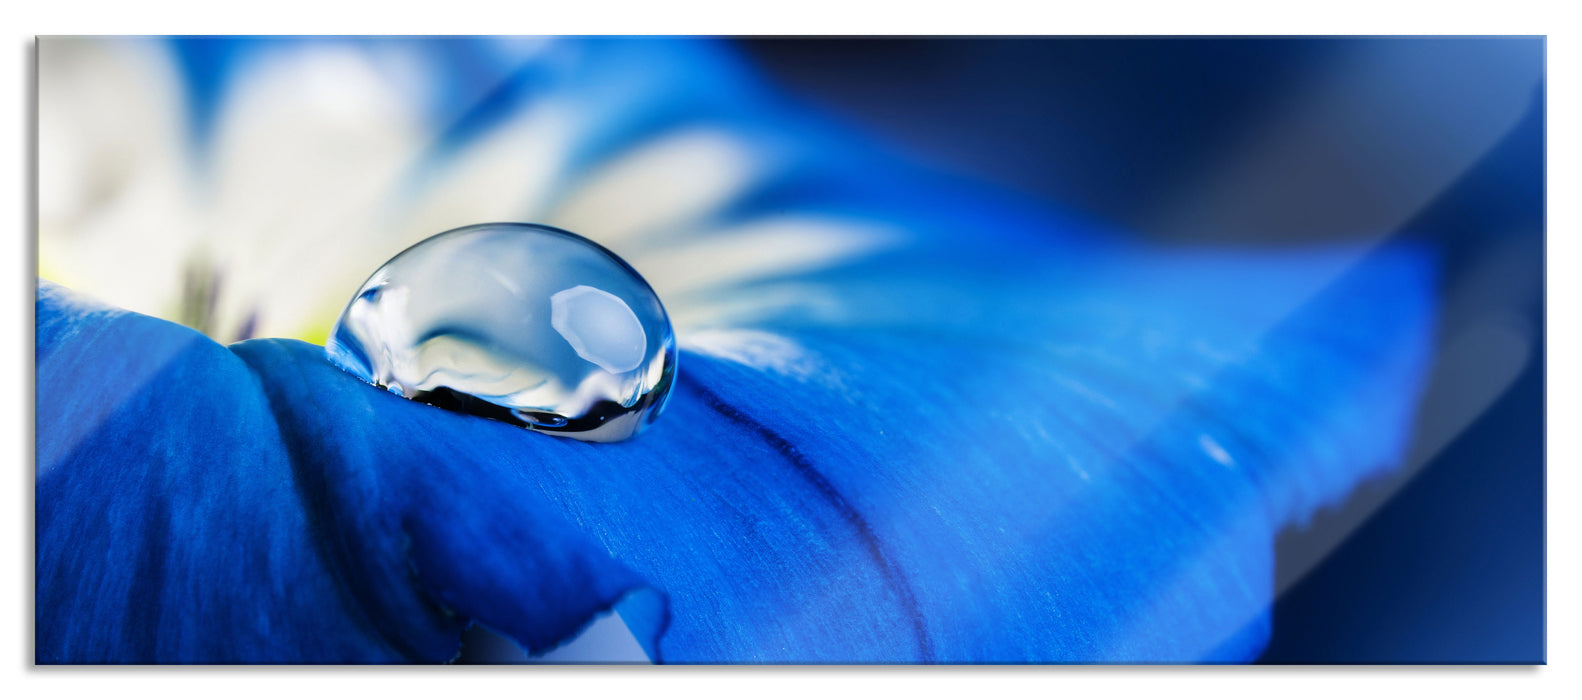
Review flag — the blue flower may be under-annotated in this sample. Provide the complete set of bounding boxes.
[36,37,1437,663]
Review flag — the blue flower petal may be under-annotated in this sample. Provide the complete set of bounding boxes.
[37,230,1434,663]
[36,282,658,663]
[679,244,1437,662]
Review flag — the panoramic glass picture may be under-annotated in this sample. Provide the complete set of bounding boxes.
[34,35,1545,664]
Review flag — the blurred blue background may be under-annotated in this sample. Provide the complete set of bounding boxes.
[735,37,1545,663]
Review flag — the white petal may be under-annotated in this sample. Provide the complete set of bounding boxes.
[395,102,573,243]
[668,282,851,332]
[631,216,901,310]
[38,37,200,321]
[203,43,431,340]
[547,128,760,248]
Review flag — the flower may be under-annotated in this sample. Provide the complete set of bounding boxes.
[36,36,1437,663]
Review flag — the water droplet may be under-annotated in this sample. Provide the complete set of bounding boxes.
[325,223,677,442]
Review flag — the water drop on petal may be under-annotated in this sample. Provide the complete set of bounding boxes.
[325,223,677,442]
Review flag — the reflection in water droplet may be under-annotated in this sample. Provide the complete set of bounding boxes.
[550,285,647,374]
[325,222,677,442]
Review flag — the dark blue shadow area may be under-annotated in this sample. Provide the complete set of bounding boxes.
[1258,81,1546,665]
[737,36,1546,664]
[737,38,1335,231]
[1261,318,1545,663]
